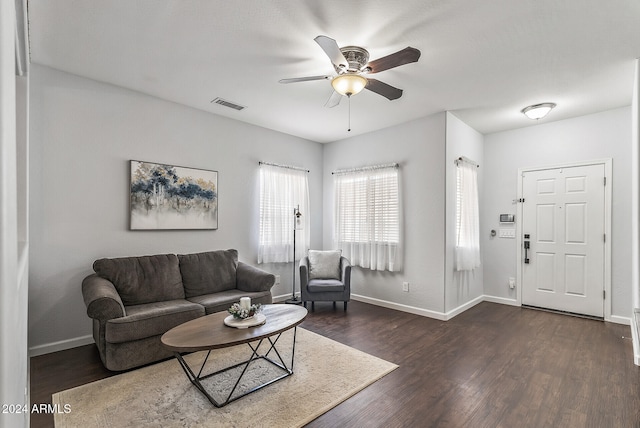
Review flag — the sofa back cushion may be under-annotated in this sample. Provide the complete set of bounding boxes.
[178,249,239,298]
[93,254,185,306]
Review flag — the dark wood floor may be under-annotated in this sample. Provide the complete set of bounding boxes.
[30,301,640,427]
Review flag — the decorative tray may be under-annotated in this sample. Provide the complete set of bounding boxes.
[223,313,266,329]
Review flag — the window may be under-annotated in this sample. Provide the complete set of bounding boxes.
[258,163,309,264]
[455,160,480,271]
[334,164,401,272]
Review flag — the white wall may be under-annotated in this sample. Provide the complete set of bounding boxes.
[28,65,323,353]
[483,107,632,320]
[0,2,29,426]
[322,113,447,316]
[629,59,639,365]
[444,112,484,314]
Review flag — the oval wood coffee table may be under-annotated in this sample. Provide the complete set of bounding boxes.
[161,304,307,407]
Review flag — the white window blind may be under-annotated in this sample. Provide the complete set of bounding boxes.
[455,159,481,271]
[258,163,309,264]
[334,164,402,272]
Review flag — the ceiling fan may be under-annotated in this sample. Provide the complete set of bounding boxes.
[279,35,421,108]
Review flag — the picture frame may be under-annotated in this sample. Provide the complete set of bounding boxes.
[130,160,218,230]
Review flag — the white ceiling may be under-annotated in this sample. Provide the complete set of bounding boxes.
[27,0,640,143]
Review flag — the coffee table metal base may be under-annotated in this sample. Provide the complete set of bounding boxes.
[174,327,298,408]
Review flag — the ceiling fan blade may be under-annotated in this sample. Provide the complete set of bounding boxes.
[324,91,342,108]
[279,75,332,84]
[366,47,421,74]
[365,78,403,100]
[314,35,348,69]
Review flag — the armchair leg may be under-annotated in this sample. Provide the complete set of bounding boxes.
[311,301,315,311]
[333,301,336,309]
[303,301,307,308]
[344,301,348,311]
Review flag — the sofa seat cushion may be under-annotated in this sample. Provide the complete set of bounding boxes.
[187,289,272,315]
[307,279,345,293]
[93,254,185,306]
[178,249,239,298]
[105,299,204,344]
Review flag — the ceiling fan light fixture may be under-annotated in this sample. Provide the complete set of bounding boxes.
[521,102,556,120]
[331,74,368,96]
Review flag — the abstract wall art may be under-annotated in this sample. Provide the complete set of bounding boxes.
[130,160,218,230]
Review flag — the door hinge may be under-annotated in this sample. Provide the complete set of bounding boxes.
[604,177,607,186]
[603,290,606,299]
[604,233,606,243]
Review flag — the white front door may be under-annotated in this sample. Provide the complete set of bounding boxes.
[521,164,605,317]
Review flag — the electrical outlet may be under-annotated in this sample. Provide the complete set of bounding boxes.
[402,281,409,292]
[275,275,281,285]
[508,277,515,289]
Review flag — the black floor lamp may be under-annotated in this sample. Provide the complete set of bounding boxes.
[286,205,303,305]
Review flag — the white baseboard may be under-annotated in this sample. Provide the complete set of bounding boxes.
[444,295,484,320]
[351,294,483,322]
[608,315,631,325]
[29,335,94,357]
[351,294,447,321]
[483,295,519,306]
[272,292,300,303]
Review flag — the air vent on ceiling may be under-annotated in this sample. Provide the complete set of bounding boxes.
[210,97,246,111]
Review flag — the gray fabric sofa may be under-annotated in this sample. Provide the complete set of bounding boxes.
[81,249,274,371]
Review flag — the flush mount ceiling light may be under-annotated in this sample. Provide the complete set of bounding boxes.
[331,74,368,97]
[521,102,557,120]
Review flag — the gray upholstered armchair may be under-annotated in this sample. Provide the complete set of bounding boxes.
[299,250,351,311]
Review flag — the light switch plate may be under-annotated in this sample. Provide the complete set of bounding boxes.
[499,229,516,238]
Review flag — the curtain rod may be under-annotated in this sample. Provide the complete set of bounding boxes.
[332,162,399,175]
[454,156,480,168]
[259,161,309,173]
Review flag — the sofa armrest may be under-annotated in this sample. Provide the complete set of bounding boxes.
[340,257,352,291]
[299,257,309,289]
[236,262,276,292]
[82,274,126,321]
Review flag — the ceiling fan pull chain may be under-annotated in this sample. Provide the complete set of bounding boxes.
[348,95,351,132]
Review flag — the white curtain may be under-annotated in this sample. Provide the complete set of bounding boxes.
[334,165,402,272]
[258,164,310,263]
[455,161,481,271]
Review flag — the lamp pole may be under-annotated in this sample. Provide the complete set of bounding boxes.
[286,206,302,305]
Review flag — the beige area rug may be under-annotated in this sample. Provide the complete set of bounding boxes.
[53,328,398,427]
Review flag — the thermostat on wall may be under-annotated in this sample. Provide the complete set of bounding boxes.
[499,214,515,223]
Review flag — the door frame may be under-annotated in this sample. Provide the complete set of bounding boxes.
[516,158,612,320]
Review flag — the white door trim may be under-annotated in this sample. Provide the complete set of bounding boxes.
[516,158,612,321]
